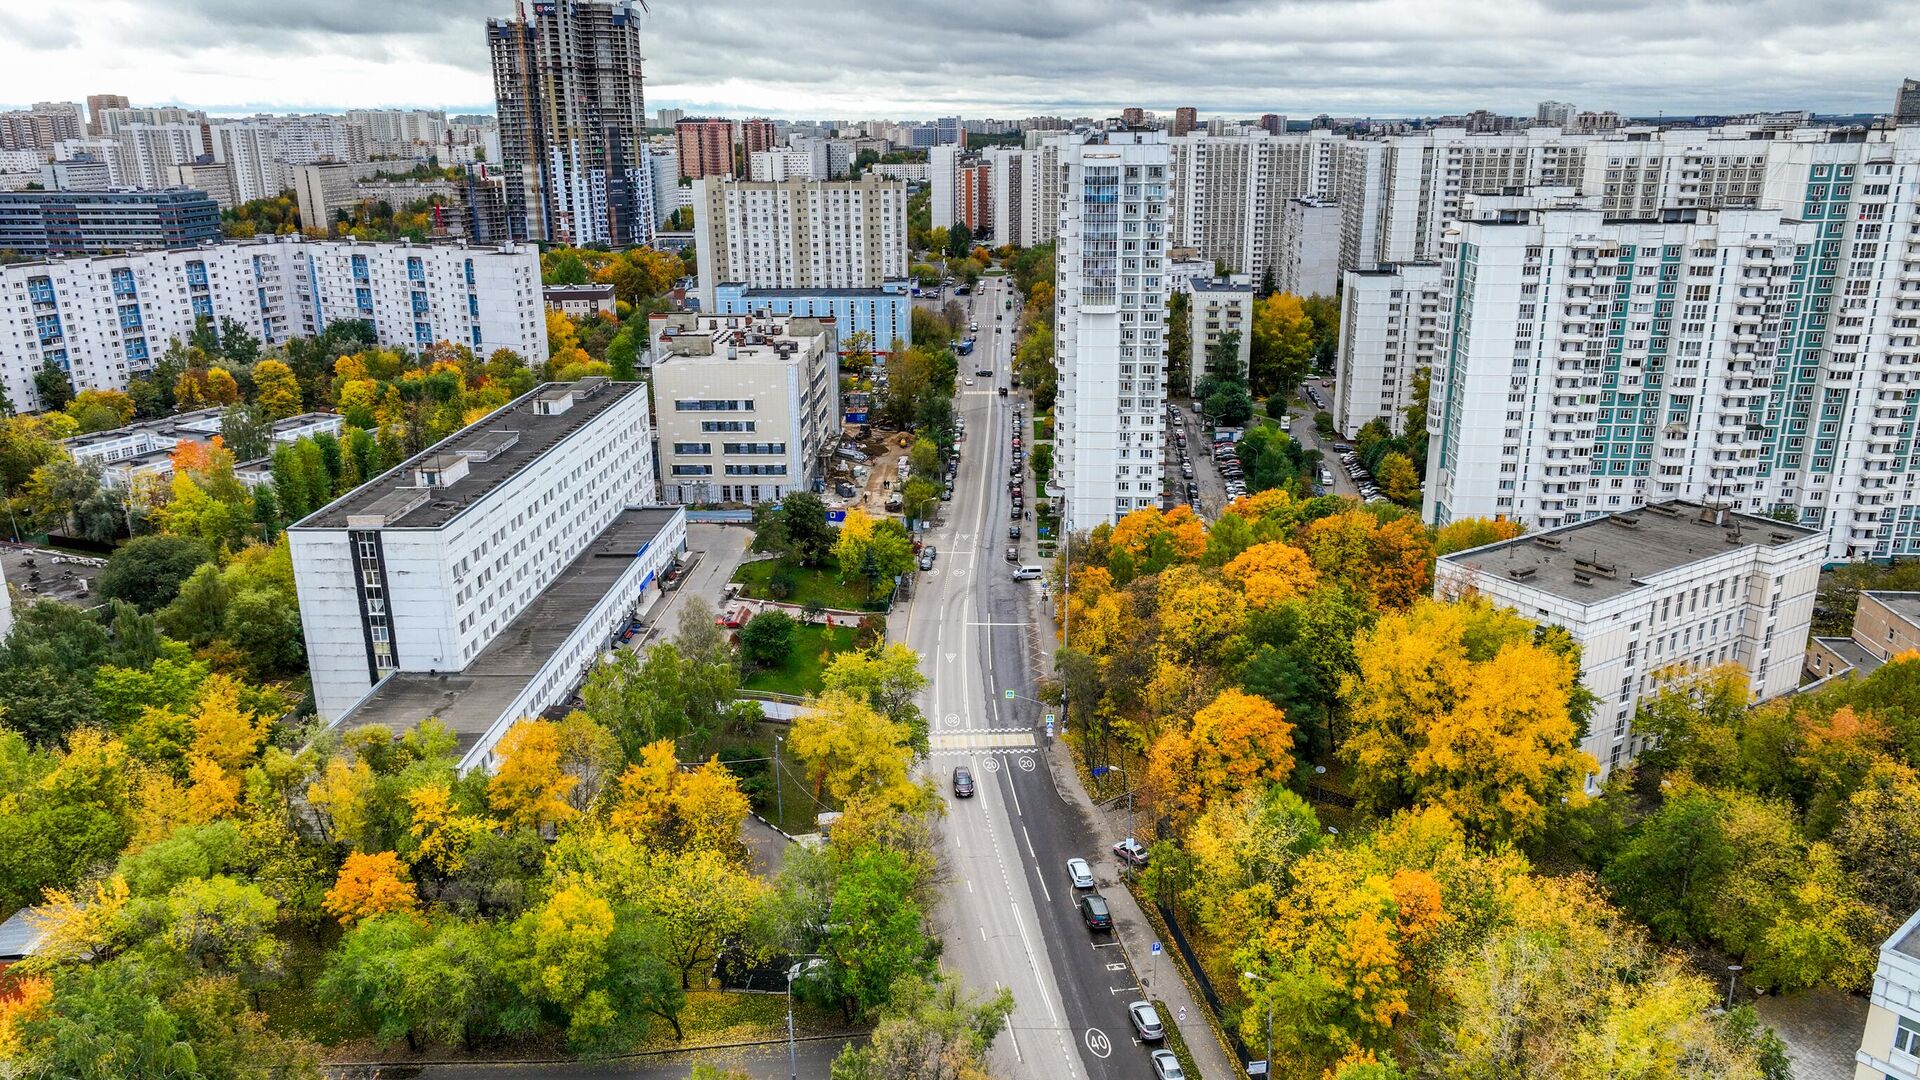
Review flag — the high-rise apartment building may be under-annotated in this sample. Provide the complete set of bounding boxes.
[957,162,991,235]
[1333,263,1443,435]
[1258,114,1286,136]
[674,118,735,180]
[211,124,281,204]
[936,116,963,147]
[488,0,650,247]
[0,238,546,410]
[1277,197,1342,296]
[654,108,685,130]
[290,377,680,773]
[929,145,961,231]
[1168,130,1342,282]
[1895,79,1920,125]
[1172,108,1198,138]
[122,123,208,188]
[691,174,908,305]
[0,103,85,153]
[1054,128,1172,526]
[984,142,1063,249]
[85,95,129,137]
[741,118,777,158]
[1424,127,1920,563]
[1536,100,1577,127]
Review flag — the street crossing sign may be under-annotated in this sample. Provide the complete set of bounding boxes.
[1004,689,1015,699]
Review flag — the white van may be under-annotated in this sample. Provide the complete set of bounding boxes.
[1012,564,1044,581]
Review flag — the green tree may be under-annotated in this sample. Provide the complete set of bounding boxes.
[33,358,74,411]
[829,973,1013,1080]
[97,534,215,612]
[740,609,797,669]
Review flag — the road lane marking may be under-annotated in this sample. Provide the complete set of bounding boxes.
[995,981,1025,1063]
[1009,902,1058,1024]
[1084,1028,1112,1059]
[1021,824,1037,860]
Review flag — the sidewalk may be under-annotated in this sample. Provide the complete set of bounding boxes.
[1041,738,1242,1080]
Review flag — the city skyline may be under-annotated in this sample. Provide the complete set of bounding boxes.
[0,0,1915,120]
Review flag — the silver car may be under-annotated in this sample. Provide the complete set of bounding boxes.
[1066,857,1095,889]
[1128,1001,1165,1042]
[1150,1050,1184,1080]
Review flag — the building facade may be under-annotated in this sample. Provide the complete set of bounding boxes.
[1277,197,1342,296]
[674,118,735,180]
[1435,501,1823,782]
[691,174,908,307]
[0,237,545,409]
[1186,276,1254,394]
[1054,128,1173,526]
[1167,130,1342,282]
[709,280,911,353]
[1855,906,1920,1080]
[649,314,839,504]
[1423,134,1920,564]
[1806,591,1920,682]
[488,0,651,247]
[1333,263,1443,436]
[0,188,219,259]
[290,377,677,771]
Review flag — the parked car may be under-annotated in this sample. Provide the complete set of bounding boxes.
[951,766,975,798]
[1006,545,1018,562]
[717,606,749,629]
[1150,1050,1185,1080]
[919,546,938,570]
[1066,858,1095,890]
[1009,524,1021,539]
[1077,893,1113,931]
[1113,837,1150,867]
[1128,1001,1166,1042]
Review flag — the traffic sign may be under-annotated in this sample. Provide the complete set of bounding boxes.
[1045,720,1054,737]
[1004,689,1015,699]
[1150,942,1161,956]
[1247,1061,1268,1077]
[1044,713,1056,725]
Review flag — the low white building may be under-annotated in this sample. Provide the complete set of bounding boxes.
[691,174,908,308]
[649,313,840,505]
[1434,501,1824,783]
[1185,276,1253,395]
[0,237,546,410]
[289,377,678,772]
[1856,906,1920,1080]
[64,408,343,487]
[1332,263,1443,436]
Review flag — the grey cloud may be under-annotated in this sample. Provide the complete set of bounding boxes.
[34,0,1920,117]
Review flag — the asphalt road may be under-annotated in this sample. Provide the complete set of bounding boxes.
[905,278,1169,1080]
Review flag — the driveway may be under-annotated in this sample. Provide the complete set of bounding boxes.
[374,1035,859,1080]
[634,523,751,649]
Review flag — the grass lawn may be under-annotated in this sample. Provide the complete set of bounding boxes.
[731,558,879,611]
[1033,416,1053,441]
[739,622,859,698]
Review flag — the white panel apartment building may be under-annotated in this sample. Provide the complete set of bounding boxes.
[1186,277,1254,394]
[691,174,907,308]
[0,238,545,410]
[929,145,961,231]
[210,124,282,204]
[123,123,206,189]
[1436,501,1823,781]
[1426,126,1920,562]
[1054,129,1172,525]
[1333,263,1443,435]
[1277,197,1342,296]
[1167,130,1342,282]
[290,377,680,771]
[984,142,1063,249]
[650,314,840,505]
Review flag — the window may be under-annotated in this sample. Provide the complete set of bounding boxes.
[1896,1015,1920,1056]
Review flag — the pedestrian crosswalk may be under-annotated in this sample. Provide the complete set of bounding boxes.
[929,728,1039,753]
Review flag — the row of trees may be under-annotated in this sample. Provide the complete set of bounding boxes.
[1047,495,1790,1074]
[0,594,959,1072]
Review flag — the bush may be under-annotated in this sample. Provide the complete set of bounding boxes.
[739,610,797,669]
[767,564,798,601]
[97,535,215,612]
[1314,410,1335,436]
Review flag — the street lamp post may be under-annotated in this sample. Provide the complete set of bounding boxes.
[1241,970,1273,1077]
[774,734,784,828]
[1726,964,1743,1009]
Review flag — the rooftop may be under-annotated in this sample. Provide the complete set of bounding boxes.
[543,283,615,299]
[1812,636,1883,678]
[294,379,641,530]
[1864,591,1920,629]
[1191,276,1254,293]
[1894,906,1920,962]
[1442,501,1822,602]
[333,507,678,755]
[716,280,909,298]
[0,906,48,961]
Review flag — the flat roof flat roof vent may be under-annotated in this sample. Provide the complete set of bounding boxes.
[1572,570,1594,586]
[1508,565,1538,580]
[1644,503,1681,518]
[1532,535,1564,550]
[1609,513,1641,529]
[1769,531,1794,543]
[459,430,520,463]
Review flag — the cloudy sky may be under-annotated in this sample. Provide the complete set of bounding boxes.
[0,0,1914,119]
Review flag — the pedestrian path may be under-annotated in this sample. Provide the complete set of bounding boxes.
[929,728,1039,753]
